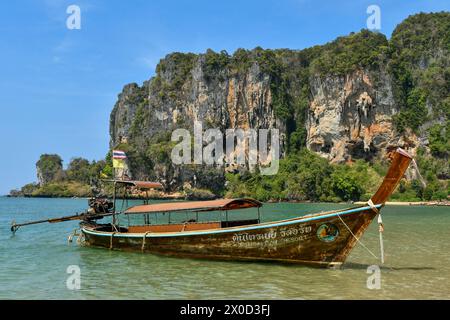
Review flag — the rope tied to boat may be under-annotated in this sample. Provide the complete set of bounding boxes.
[377,213,385,264]
[11,220,18,234]
[67,229,79,244]
[368,199,384,264]
[141,231,151,252]
[76,230,85,245]
[336,213,379,261]
[110,232,116,250]
[412,158,427,188]
[367,199,379,214]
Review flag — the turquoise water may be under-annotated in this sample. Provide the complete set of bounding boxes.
[0,197,449,299]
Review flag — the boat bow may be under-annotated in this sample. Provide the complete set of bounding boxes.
[369,148,413,206]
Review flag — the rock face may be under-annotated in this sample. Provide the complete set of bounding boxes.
[109,13,449,193]
[306,69,405,163]
[110,56,281,148]
[110,50,284,191]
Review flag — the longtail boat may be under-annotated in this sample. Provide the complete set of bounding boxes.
[11,148,413,268]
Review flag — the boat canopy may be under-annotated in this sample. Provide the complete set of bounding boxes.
[124,198,262,215]
[119,180,163,190]
[102,179,163,190]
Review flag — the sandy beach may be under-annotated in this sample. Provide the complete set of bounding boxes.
[354,201,450,206]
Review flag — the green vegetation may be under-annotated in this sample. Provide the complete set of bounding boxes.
[203,49,230,81]
[230,48,253,74]
[11,155,110,198]
[392,87,429,132]
[155,52,197,94]
[225,149,447,203]
[184,187,216,200]
[310,29,389,76]
[9,183,39,197]
[66,158,107,185]
[390,12,450,133]
[36,154,64,184]
[428,123,450,158]
[225,149,385,202]
[146,132,177,165]
[31,182,92,198]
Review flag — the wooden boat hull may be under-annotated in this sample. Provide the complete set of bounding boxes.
[81,205,379,268]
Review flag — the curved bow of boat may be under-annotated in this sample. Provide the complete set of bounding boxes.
[369,148,413,206]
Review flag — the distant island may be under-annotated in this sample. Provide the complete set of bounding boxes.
[8,154,213,200]
[10,12,449,203]
[9,155,104,198]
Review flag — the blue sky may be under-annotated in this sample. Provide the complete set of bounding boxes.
[0,0,448,194]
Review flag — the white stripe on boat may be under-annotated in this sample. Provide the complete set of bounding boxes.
[82,204,381,238]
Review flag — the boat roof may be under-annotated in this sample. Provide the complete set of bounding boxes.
[124,198,262,214]
[102,179,163,190]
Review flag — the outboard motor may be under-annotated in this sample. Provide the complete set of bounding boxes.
[88,197,114,214]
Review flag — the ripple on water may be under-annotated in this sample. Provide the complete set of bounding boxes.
[1,198,449,299]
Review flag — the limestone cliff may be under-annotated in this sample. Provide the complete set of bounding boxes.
[306,68,403,163]
[109,12,449,193]
[36,154,64,186]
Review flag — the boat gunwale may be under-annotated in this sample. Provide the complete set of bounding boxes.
[81,204,382,238]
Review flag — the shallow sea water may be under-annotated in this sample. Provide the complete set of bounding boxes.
[0,197,449,299]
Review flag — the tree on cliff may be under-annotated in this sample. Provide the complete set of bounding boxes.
[67,158,92,184]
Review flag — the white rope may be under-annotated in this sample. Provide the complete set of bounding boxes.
[76,230,85,246]
[336,213,379,260]
[412,159,427,188]
[367,199,379,214]
[141,231,151,252]
[377,213,385,264]
[367,199,385,264]
[110,232,116,249]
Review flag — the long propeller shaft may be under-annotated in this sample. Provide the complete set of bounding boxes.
[10,211,113,233]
